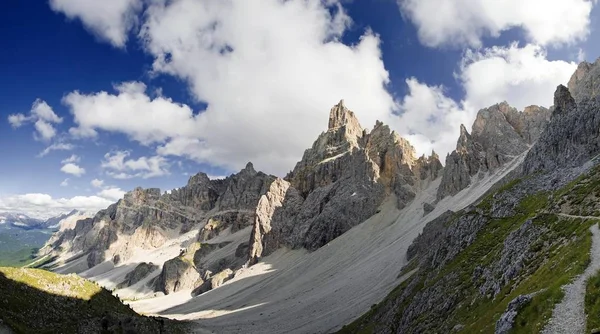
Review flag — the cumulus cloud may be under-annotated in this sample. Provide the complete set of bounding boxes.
[97,187,126,201]
[38,142,75,157]
[65,82,196,143]
[59,0,395,176]
[399,0,595,47]
[393,43,577,158]
[91,179,104,188]
[61,154,80,164]
[459,44,577,111]
[0,193,113,220]
[101,150,169,179]
[49,0,143,47]
[60,178,69,187]
[61,163,86,177]
[8,99,63,141]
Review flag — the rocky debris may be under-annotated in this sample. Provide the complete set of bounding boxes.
[422,202,435,216]
[192,242,229,269]
[117,262,158,289]
[155,257,201,295]
[438,102,550,199]
[568,58,600,103]
[495,294,533,334]
[192,269,234,296]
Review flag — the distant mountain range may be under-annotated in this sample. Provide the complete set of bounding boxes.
[0,210,91,230]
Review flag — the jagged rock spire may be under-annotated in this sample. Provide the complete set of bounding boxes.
[553,85,576,115]
[328,99,363,134]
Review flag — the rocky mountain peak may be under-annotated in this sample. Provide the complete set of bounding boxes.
[187,172,211,186]
[456,124,472,152]
[124,187,161,206]
[567,59,600,102]
[242,161,256,174]
[438,101,550,200]
[523,81,600,174]
[554,84,576,115]
[327,99,363,139]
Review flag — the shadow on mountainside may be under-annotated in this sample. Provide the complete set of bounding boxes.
[0,268,189,334]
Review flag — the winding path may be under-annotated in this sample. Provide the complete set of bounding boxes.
[542,217,600,334]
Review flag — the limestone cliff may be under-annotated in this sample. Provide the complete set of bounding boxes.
[437,102,550,199]
[248,100,442,262]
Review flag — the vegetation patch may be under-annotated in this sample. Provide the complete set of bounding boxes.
[341,167,600,333]
[0,267,188,333]
[586,267,600,332]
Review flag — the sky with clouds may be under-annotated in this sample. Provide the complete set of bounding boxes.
[0,0,598,218]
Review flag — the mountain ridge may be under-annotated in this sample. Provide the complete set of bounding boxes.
[17,59,600,333]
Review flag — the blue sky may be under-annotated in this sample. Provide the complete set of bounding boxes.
[0,0,597,218]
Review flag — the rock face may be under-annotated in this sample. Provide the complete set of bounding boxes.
[249,100,442,260]
[43,99,442,297]
[495,294,533,334]
[155,257,201,295]
[568,58,600,103]
[42,163,276,271]
[117,262,158,289]
[438,102,550,199]
[523,84,600,174]
[193,268,234,295]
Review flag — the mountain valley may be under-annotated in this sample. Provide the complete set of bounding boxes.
[4,58,600,333]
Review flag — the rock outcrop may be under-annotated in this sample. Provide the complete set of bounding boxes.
[523,84,600,174]
[495,294,533,334]
[42,163,276,271]
[117,262,158,289]
[43,99,442,298]
[568,58,600,103]
[155,257,201,295]
[438,102,550,199]
[192,268,234,295]
[249,100,442,260]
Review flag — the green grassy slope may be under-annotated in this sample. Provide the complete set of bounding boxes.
[341,166,600,333]
[0,267,188,333]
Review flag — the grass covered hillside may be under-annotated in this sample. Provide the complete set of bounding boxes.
[0,267,188,333]
[342,165,600,333]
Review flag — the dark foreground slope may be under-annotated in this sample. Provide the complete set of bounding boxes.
[0,267,188,334]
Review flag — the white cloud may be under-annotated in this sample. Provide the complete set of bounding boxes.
[459,44,577,111]
[8,114,28,128]
[578,48,587,62]
[97,187,126,201]
[0,193,113,220]
[49,0,143,48]
[65,82,197,143]
[38,142,75,157]
[399,0,595,47]
[32,99,63,123]
[61,154,80,164]
[101,151,169,179]
[60,0,395,176]
[61,163,86,177]
[91,179,104,188]
[8,99,63,141]
[60,178,69,187]
[393,43,577,158]
[34,120,57,141]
